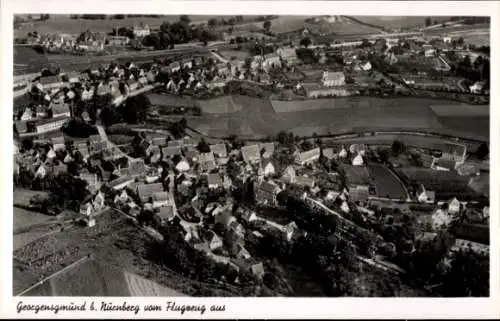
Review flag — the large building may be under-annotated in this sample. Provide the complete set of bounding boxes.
[35,116,69,134]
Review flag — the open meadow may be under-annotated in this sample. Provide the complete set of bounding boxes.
[367,164,408,200]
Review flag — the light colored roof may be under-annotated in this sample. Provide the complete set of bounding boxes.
[210,143,228,158]
[296,148,320,163]
[241,144,261,163]
[208,173,223,186]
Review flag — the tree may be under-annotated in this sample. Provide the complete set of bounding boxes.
[208,18,218,28]
[179,15,191,25]
[476,143,489,160]
[197,138,211,153]
[118,94,151,124]
[300,37,312,48]
[391,140,406,156]
[263,20,272,32]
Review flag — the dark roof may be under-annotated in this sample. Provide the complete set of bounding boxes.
[51,102,70,115]
[434,158,456,170]
[137,183,163,199]
[157,205,175,221]
[39,75,61,85]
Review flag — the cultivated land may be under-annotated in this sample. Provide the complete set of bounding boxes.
[152,94,489,140]
[367,164,408,200]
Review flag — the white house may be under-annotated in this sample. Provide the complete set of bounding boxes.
[133,23,150,37]
[46,148,57,159]
[322,71,345,87]
[261,159,276,177]
[175,160,190,172]
[338,147,348,159]
[340,201,350,213]
[416,184,435,204]
[351,154,364,166]
[295,148,321,166]
[448,197,461,215]
[153,192,170,208]
[35,164,47,178]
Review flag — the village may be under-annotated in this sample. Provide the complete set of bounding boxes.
[12,14,490,297]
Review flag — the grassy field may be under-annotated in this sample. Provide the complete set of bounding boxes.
[351,16,453,29]
[430,104,489,117]
[437,116,489,139]
[180,95,489,139]
[367,164,408,200]
[339,164,371,186]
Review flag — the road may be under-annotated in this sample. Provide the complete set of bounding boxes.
[96,123,135,161]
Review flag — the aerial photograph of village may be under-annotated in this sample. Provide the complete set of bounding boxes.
[13,14,490,297]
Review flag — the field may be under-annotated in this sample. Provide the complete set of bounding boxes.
[175,95,489,140]
[367,164,408,200]
[22,256,185,296]
[198,96,243,114]
[396,167,480,200]
[351,16,453,29]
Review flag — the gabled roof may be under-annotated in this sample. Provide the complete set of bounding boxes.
[207,173,223,186]
[136,183,163,199]
[296,148,320,163]
[241,144,261,163]
[258,181,279,194]
[153,191,169,202]
[51,102,70,115]
[157,205,175,221]
[210,143,227,158]
[39,75,61,85]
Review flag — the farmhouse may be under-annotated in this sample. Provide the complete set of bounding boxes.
[416,184,436,204]
[133,23,150,37]
[50,102,71,118]
[152,192,170,208]
[39,75,64,90]
[210,143,228,158]
[303,84,349,98]
[108,36,129,46]
[51,136,65,151]
[277,47,298,65]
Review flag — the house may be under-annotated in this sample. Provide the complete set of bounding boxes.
[63,152,74,163]
[50,102,71,118]
[304,84,349,98]
[235,244,252,260]
[181,59,193,69]
[65,72,80,84]
[93,191,106,211]
[152,192,170,208]
[262,53,281,71]
[322,148,335,160]
[133,23,150,37]
[416,184,435,204]
[36,105,48,118]
[241,210,258,223]
[156,205,175,225]
[175,160,190,172]
[431,158,455,171]
[76,143,90,159]
[136,183,164,202]
[81,87,94,101]
[451,239,489,256]
[127,79,139,91]
[169,61,181,73]
[338,147,348,158]
[152,137,168,147]
[198,152,216,172]
[39,75,64,90]
[35,164,47,178]
[80,202,94,216]
[448,197,461,215]
[284,221,298,242]
[241,144,261,164]
[145,144,160,157]
[255,180,280,205]
[79,171,100,190]
[261,159,275,177]
[107,35,129,46]
[295,175,315,189]
[281,166,296,183]
[440,141,467,165]
[162,146,182,160]
[352,154,364,166]
[469,81,485,94]
[208,173,223,189]
[432,208,452,230]
[216,63,229,76]
[259,142,275,157]
[295,148,321,165]
[15,121,28,134]
[208,232,223,251]
[114,190,129,204]
[36,116,69,134]
[277,47,298,65]
[456,163,480,176]
[210,143,228,158]
[109,175,135,190]
[349,185,369,203]
[184,148,199,162]
[51,136,65,151]
[322,71,345,87]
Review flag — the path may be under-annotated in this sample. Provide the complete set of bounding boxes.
[96,123,135,161]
